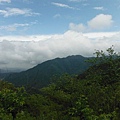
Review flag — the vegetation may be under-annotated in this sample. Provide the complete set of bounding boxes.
[5,55,91,88]
[0,46,120,119]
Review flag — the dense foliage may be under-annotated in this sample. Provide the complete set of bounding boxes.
[5,55,91,88]
[0,47,120,119]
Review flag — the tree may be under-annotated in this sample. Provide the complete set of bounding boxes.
[90,45,119,64]
[86,46,120,86]
[0,87,27,120]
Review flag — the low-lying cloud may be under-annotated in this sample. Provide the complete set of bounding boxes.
[0,30,120,71]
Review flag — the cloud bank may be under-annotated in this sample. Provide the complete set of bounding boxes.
[0,30,120,71]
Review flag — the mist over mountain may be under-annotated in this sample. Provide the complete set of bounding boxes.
[5,55,91,88]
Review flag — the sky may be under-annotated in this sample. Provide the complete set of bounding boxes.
[0,0,120,71]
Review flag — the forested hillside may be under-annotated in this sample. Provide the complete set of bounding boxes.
[0,47,120,120]
[5,55,91,88]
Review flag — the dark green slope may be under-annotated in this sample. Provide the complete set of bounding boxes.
[0,73,10,80]
[5,55,91,88]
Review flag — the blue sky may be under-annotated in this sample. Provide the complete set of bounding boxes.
[0,0,120,35]
[0,0,120,71]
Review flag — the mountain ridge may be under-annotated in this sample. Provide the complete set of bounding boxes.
[5,55,92,88]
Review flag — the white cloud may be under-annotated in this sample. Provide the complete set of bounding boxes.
[69,0,87,2]
[0,7,40,17]
[69,23,86,32]
[23,0,33,4]
[0,30,120,71]
[0,23,30,32]
[69,14,113,32]
[83,32,119,39]
[0,35,52,42]
[0,0,11,3]
[87,14,113,30]
[53,14,61,18]
[0,21,37,33]
[93,7,104,10]
[0,20,38,32]
[52,2,74,9]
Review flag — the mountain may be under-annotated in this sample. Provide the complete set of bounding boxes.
[0,73,11,80]
[5,55,91,88]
